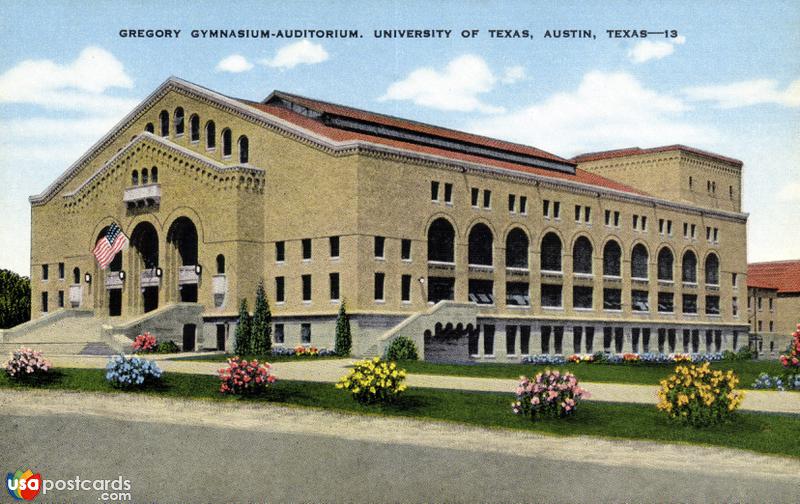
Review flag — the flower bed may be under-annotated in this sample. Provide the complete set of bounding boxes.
[522,354,566,365]
[512,370,589,420]
[751,372,800,391]
[218,356,276,395]
[657,362,744,427]
[105,355,162,389]
[527,352,725,366]
[270,346,337,358]
[132,332,157,353]
[336,357,407,404]
[779,324,800,371]
[5,348,51,382]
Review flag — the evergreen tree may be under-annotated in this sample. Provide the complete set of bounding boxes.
[251,281,272,356]
[0,269,31,329]
[334,301,352,356]
[234,299,252,355]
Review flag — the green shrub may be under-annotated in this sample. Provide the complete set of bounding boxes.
[385,336,418,361]
[336,357,407,404]
[156,340,179,354]
[0,269,30,329]
[235,299,252,355]
[334,302,352,356]
[657,362,744,427]
[251,281,272,356]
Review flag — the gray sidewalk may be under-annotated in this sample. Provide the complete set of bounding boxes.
[46,354,800,414]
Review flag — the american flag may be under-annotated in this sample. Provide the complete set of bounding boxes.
[93,223,128,269]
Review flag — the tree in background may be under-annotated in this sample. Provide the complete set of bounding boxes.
[0,269,31,329]
[234,299,252,355]
[251,281,272,356]
[334,301,352,356]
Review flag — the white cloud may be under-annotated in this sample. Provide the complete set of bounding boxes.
[216,54,254,73]
[777,181,800,202]
[0,46,136,115]
[628,35,686,64]
[501,65,526,84]
[380,54,506,114]
[683,78,800,108]
[468,70,719,156]
[260,40,329,69]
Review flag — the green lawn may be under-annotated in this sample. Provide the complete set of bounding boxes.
[395,359,788,389]
[1,368,798,458]
[168,353,343,363]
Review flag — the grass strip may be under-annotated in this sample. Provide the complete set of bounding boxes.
[1,367,798,458]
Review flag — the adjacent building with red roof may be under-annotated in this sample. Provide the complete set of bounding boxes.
[747,261,800,356]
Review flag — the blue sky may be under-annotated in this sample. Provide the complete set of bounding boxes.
[1,0,798,275]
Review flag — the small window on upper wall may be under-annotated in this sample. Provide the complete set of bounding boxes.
[471,187,479,207]
[374,236,385,259]
[222,129,232,157]
[482,189,491,209]
[508,194,516,213]
[329,236,340,258]
[443,183,453,204]
[401,239,412,260]
[238,136,249,163]
[145,123,154,134]
[729,185,734,199]
[553,201,560,219]
[189,115,200,142]
[205,121,216,149]
[42,264,49,280]
[159,110,169,136]
[216,254,225,274]
[275,241,285,262]
[431,181,440,201]
[519,196,527,214]
[151,166,158,183]
[302,239,312,260]
[131,170,139,186]
[141,168,148,185]
[689,176,693,189]
[174,107,185,136]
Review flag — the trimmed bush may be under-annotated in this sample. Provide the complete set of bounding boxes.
[218,356,276,395]
[334,302,352,357]
[105,355,162,389]
[251,281,272,356]
[336,357,407,404]
[385,336,418,361]
[234,299,252,355]
[657,362,744,427]
[5,348,51,382]
[156,340,179,354]
[132,332,157,353]
[512,370,590,420]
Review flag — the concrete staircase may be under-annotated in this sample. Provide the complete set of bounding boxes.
[0,310,121,356]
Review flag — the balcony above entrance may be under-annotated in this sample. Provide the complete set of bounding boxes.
[124,183,161,209]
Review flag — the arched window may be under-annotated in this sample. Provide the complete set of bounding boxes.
[73,267,80,284]
[174,107,185,136]
[131,170,139,186]
[151,166,158,183]
[682,250,697,283]
[631,244,649,279]
[216,254,225,274]
[238,135,249,163]
[145,123,154,134]
[141,168,149,185]
[222,129,232,157]
[205,121,216,149]
[603,240,622,277]
[540,232,562,272]
[705,253,719,285]
[572,236,593,274]
[505,228,528,269]
[190,114,200,142]
[657,248,674,281]
[468,224,493,266]
[159,110,169,137]
[427,218,455,263]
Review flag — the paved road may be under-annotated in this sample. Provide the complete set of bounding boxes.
[48,354,800,414]
[1,390,797,503]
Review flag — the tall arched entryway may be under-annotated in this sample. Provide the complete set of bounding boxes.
[130,222,160,313]
[166,217,200,303]
[95,226,124,316]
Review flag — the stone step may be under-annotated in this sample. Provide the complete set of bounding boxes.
[0,342,105,356]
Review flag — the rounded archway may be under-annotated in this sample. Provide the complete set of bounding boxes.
[657,247,674,281]
[603,240,622,277]
[540,232,562,272]
[631,243,649,279]
[130,221,160,313]
[468,223,493,266]
[705,253,720,285]
[167,217,199,302]
[682,250,697,283]
[505,227,528,269]
[427,218,455,263]
[572,236,593,274]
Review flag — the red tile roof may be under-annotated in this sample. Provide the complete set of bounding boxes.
[572,145,743,167]
[748,261,800,293]
[237,99,649,197]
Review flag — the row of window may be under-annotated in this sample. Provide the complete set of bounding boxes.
[131,166,158,186]
[273,272,414,303]
[749,296,774,311]
[146,107,250,163]
[276,237,414,262]
[41,263,81,283]
[40,291,66,312]
[689,176,735,200]
[471,324,734,357]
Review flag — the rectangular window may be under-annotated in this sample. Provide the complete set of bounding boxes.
[613,211,620,227]
[658,328,667,353]
[682,294,698,314]
[757,297,762,310]
[519,196,527,214]
[632,290,649,311]
[468,279,494,305]
[506,325,517,355]
[42,264,48,280]
[541,326,551,354]
[642,328,651,353]
[667,220,673,235]
[468,327,479,356]
[58,262,65,279]
[302,275,311,302]
[58,290,64,308]
[41,291,48,312]
[301,239,311,260]
[482,189,491,209]
[374,272,385,301]
[758,321,763,331]
[683,223,689,238]
[506,282,530,306]
[585,327,595,353]
[329,273,340,301]
[427,277,455,303]
[732,297,738,316]
[641,216,647,231]
[274,324,284,344]
[543,199,550,217]
[301,323,311,344]
[769,298,773,311]
[603,288,622,310]
[575,205,582,222]
[573,286,593,309]
[554,326,564,354]
[604,209,611,226]
[431,181,440,201]
[632,328,640,353]
[659,218,665,234]
[401,239,412,260]
[603,327,612,351]
[276,241,285,262]
[691,224,697,238]
[329,236,340,258]
[374,236,385,258]
[508,194,516,212]
[541,284,562,308]
[633,215,639,229]
[471,187,479,207]
[573,326,583,353]
[706,295,720,315]
[444,183,453,204]
[732,273,738,288]
[520,326,531,355]
[401,274,411,302]
[770,321,774,332]
[706,226,711,241]
[553,201,561,219]
[658,292,674,313]
[713,228,718,242]
[483,324,495,356]
[275,277,285,303]
[584,206,591,223]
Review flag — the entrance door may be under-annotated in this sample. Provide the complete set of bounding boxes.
[108,290,122,317]
[180,284,198,303]
[216,324,226,351]
[143,287,159,313]
[183,324,196,351]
